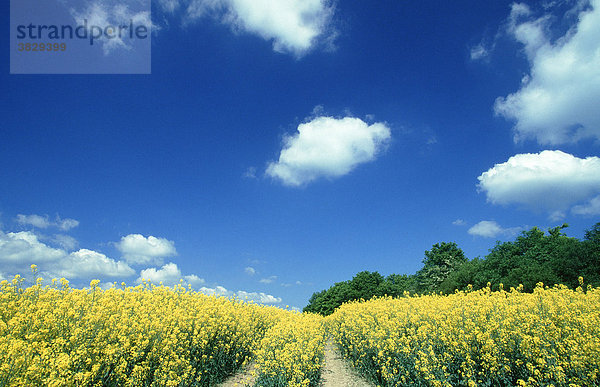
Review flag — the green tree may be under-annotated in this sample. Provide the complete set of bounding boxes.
[303,271,405,315]
[480,225,582,291]
[303,221,600,313]
[379,273,416,296]
[348,271,385,300]
[415,242,467,293]
[580,222,600,286]
[438,258,484,293]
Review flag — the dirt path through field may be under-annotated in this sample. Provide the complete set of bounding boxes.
[319,338,375,387]
[219,360,258,387]
[219,339,374,386]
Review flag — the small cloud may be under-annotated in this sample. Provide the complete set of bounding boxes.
[266,114,391,187]
[99,281,118,290]
[15,214,79,231]
[199,285,282,304]
[259,275,277,284]
[16,214,51,229]
[70,0,154,55]
[478,151,600,219]
[426,135,438,145]
[175,0,337,57]
[281,280,303,287]
[243,167,257,179]
[52,234,79,251]
[572,195,600,216]
[244,266,256,276]
[468,220,521,238]
[235,290,282,304]
[470,43,491,61]
[549,210,567,222]
[452,219,466,226]
[136,262,205,288]
[116,234,177,265]
[56,217,79,231]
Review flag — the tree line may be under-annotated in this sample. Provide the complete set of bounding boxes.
[303,222,600,316]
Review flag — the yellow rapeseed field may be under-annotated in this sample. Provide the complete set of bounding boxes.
[253,312,325,386]
[328,281,600,387]
[0,268,289,386]
[2,267,599,386]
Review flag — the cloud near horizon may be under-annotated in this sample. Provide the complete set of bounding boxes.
[468,220,521,238]
[199,285,282,304]
[136,262,205,287]
[0,231,134,280]
[135,263,283,304]
[477,150,600,219]
[266,116,391,187]
[116,234,177,265]
[494,0,600,144]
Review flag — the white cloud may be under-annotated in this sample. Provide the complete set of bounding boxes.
[99,281,118,290]
[70,0,153,55]
[266,116,391,186]
[56,217,79,231]
[178,0,335,56]
[468,220,521,238]
[243,167,257,179]
[236,290,282,304]
[52,234,79,251]
[116,234,177,265]
[16,214,79,231]
[494,0,600,144]
[244,266,256,275]
[549,210,567,222]
[452,219,466,226]
[470,43,491,61]
[572,195,600,215]
[259,275,277,284]
[199,285,282,304]
[478,150,600,217]
[55,249,135,279]
[158,0,180,13]
[16,214,51,229]
[0,231,66,264]
[281,280,303,287]
[137,262,205,287]
[0,231,133,280]
[199,285,231,297]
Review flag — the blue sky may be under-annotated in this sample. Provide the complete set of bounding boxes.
[2,0,600,309]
